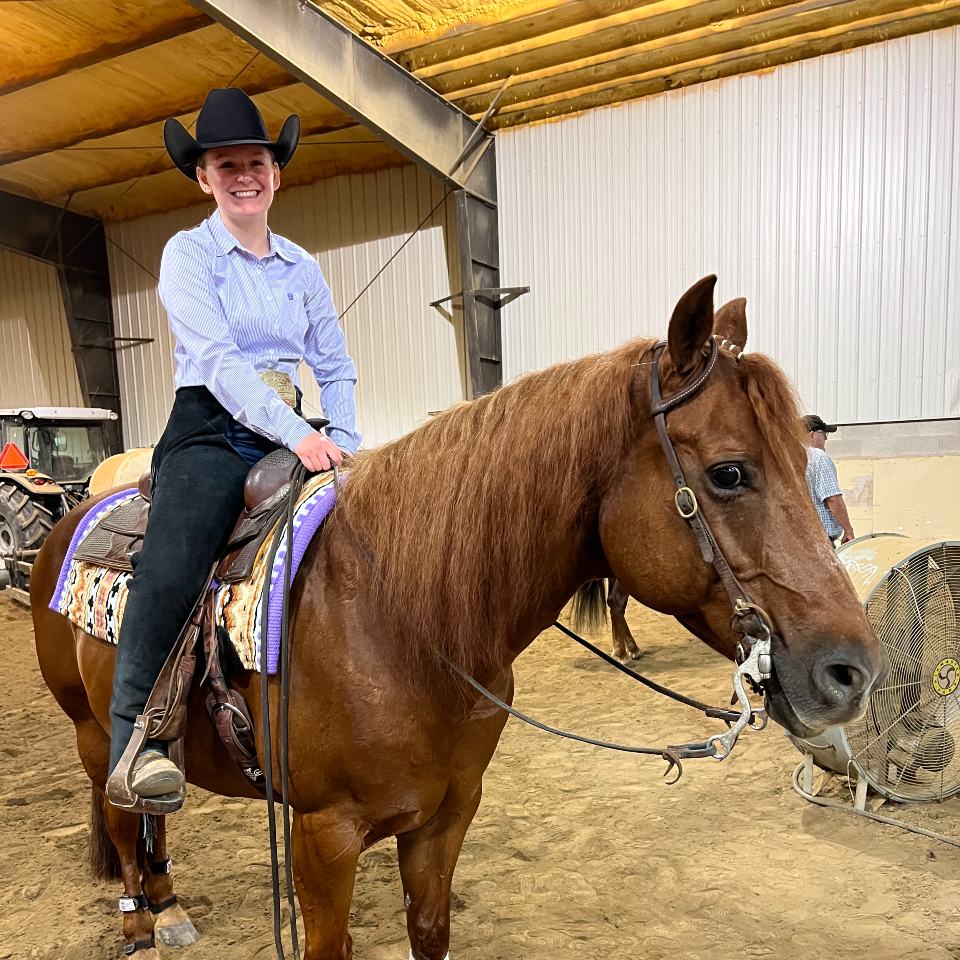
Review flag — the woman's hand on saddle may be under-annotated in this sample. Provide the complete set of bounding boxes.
[294,431,343,472]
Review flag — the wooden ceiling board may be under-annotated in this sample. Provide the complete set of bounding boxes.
[51,130,404,220]
[0,24,294,164]
[448,0,927,111]
[414,0,796,86]
[489,0,960,126]
[325,0,566,45]
[392,0,629,69]
[0,85,358,200]
[0,0,206,93]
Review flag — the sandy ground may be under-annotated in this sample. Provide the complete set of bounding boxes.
[2,591,960,960]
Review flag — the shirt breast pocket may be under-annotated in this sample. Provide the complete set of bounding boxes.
[283,289,309,341]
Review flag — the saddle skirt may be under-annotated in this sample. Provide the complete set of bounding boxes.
[49,471,339,673]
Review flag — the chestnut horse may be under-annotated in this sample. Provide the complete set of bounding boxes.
[30,277,882,960]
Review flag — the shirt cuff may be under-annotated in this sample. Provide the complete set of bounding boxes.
[326,425,360,454]
[280,416,317,451]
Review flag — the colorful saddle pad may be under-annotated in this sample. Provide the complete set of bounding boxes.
[50,473,339,674]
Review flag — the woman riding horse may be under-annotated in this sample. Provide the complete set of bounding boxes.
[108,88,360,805]
[33,273,884,956]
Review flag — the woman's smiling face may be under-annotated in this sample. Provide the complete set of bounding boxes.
[196,144,279,219]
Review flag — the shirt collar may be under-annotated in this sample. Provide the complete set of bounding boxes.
[206,209,296,263]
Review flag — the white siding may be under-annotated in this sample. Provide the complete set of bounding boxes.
[107,165,462,449]
[498,25,960,424]
[0,248,84,408]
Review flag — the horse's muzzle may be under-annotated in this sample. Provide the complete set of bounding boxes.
[765,638,884,736]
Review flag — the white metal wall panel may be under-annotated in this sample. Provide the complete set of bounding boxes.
[107,166,461,450]
[498,25,960,423]
[0,248,84,408]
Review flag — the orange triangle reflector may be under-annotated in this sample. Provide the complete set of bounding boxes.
[0,442,29,470]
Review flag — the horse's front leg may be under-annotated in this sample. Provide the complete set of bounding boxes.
[292,808,363,959]
[142,815,200,948]
[396,788,482,960]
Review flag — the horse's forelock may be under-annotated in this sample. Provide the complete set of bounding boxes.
[738,353,808,479]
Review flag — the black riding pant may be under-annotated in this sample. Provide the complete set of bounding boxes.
[108,387,281,772]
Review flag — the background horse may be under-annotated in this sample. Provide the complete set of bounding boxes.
[572,577,642,662]
[30,276,882,960]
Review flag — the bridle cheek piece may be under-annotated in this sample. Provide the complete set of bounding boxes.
[651,337,774,752]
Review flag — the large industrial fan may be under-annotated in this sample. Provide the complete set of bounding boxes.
[793,535,960,806]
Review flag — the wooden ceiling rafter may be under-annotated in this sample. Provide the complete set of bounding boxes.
[0,12,211,96]
[447,0,934,112]
[9,111,378,201]
[413,0,800,86]
[0,24,295,165]
[489,1,960,127]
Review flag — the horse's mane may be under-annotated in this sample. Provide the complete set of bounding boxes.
[324,338,803,676]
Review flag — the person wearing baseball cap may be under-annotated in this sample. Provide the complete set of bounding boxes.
[802,414,853,546]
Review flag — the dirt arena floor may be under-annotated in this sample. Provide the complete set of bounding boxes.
[3,592,960,960]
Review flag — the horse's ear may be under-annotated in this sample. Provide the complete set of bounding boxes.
[666,275,716,375]
[714,297,748,352]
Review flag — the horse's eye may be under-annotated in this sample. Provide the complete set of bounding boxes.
[710,464,743,489]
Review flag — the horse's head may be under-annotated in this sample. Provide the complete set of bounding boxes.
[599,276,883,737]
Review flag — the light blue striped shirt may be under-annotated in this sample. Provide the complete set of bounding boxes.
[158,210,361,453]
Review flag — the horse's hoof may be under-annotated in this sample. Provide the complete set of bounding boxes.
[155,903,200,947]
[628,651,643,662]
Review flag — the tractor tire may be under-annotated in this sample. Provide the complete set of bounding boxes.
[0,482,55,561]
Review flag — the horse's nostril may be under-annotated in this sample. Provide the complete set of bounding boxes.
[814,652,870,706]
[825,662,856,690]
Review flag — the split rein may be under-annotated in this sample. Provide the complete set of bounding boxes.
[449,617,768,784]
[450,336,776,783]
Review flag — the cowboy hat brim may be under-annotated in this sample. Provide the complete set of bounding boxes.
[163,114,300,181]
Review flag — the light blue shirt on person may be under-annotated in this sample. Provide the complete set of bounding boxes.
[158,209,361,454]
[805,446,843,539]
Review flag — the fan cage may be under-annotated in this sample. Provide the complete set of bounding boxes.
[841,541,960,803]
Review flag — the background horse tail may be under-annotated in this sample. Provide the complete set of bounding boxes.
[571,579,609,632]
[89,784,122,880]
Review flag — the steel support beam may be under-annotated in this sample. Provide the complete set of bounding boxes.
[190,0,497,206]
[0,191,123,454]
[454,181,502,399]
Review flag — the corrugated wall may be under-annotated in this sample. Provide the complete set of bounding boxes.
[0,248,84,408]
[107,165,461,449]
[498,25,960,424]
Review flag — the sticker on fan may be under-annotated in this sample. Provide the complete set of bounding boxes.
[933,658,960,697]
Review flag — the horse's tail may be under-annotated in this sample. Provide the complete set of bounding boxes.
[89,785,121,881]
[571,579,609,632]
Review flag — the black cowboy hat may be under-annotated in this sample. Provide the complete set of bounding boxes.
[163,87,300,181]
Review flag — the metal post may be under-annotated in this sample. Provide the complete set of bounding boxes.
[454,186,503,398]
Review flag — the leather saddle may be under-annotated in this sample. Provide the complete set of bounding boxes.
[90,426,328,814]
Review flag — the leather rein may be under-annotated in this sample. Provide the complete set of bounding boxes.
[455,336,776,781]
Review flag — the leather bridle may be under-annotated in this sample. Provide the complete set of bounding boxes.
[650,337,774,677]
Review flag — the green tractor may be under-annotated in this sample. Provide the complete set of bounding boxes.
[0,406,118,589]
